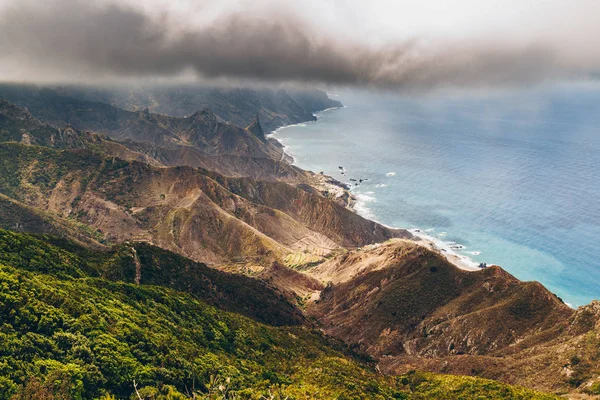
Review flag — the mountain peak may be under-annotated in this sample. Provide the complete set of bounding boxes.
[190,107,217,122]
[246,113,266,141]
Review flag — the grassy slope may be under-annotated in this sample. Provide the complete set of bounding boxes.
[0,229,558,399]
[0,194,106,249]
[0,229,302,327]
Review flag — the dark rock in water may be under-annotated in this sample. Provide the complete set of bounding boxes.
[350,178,357,182]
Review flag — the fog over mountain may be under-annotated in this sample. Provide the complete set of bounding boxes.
[1,0,599,89]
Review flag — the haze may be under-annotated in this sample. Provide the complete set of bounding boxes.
[1,0,599,89]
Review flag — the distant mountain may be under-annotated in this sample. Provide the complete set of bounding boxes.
[0,83,343,133]
[0,100,159,165]
[68,85,343,132]
[0,89,283,158]
[0,93,312,182]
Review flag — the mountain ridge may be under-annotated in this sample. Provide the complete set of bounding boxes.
[0,228,558,399]
[0,85,597,398]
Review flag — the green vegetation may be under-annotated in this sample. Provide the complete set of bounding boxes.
[0,103,569,398]
[0,229,302,327]
[0,230,558,399]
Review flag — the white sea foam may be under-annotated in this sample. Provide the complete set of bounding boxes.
[268,122,311,137]
[467,251,482,256]
[268,107,479,272]
[355,193,376,202]
[409,229,479,270]
[354,193,377,219]
[316,106,343,114]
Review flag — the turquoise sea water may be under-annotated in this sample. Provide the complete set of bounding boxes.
[271,83,600,307]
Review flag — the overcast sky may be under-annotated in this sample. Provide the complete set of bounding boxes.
[0,0,599,89]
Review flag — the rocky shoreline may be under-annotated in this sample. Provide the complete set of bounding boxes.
[270,108,495,273]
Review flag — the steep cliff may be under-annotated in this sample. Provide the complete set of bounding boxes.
[0,83,342,134]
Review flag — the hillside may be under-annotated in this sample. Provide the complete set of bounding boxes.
[304,240,600,395]
[47,84,343,132]
[0,142,406,269]
[0,193,106,249]
[0,229,302,326]
[0,229,558,399]
[0,87,597,398]
[0,86,313,183]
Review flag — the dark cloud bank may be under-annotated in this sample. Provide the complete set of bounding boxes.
[0,0,596,89]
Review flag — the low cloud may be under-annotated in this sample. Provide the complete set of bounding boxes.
[0,0,597,89]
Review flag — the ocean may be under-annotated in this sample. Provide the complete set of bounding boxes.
[270,83,600,307]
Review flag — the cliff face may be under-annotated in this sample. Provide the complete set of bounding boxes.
[0,95,310,183]
[286,88,343,113]
[0,84,342,133]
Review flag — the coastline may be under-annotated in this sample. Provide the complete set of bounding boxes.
[269,106,483,273]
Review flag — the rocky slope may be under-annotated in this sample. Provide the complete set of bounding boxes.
[303,240,600,395]
[0,142,406,269]
[0,229,558,399]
